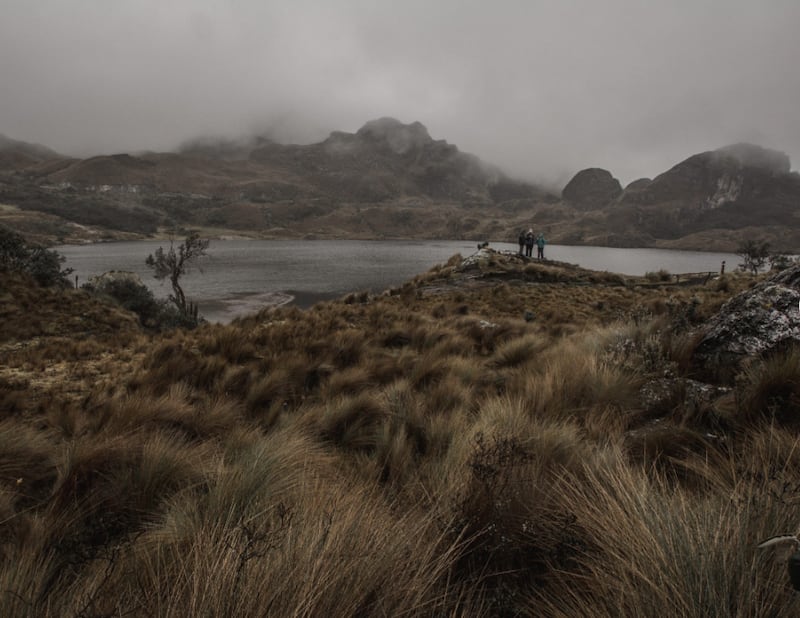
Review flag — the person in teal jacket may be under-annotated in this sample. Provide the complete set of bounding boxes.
[536,233,546,259]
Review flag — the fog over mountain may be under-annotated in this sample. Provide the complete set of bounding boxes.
[2,1,799,186]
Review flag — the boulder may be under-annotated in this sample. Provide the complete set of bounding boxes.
[562,168,623,210]
[87,270,146,293]
[693,264,800,380]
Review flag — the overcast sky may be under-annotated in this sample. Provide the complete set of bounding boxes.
[2,0,798,187]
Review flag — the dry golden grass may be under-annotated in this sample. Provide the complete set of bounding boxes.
[0,252,793,616]
[529,447,800,617]
[734,345,800,427]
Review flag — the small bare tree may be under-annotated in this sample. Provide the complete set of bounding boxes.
[145,232,210,320]
[736,239,770,275]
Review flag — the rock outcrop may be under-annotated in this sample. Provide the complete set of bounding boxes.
[562,168,623,209]
[627,143,793,209]
[605,143,800,247]
[87,270,147,294]
[355,117,433,155]
[693,264,800,380]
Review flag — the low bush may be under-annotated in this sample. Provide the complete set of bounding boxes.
[0,224,72,287]
[644,268,672,282]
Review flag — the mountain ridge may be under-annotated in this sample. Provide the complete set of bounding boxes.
[1,121,798,252]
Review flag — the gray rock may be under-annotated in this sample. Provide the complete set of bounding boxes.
[694,264,800,378]
[87,270,146,293]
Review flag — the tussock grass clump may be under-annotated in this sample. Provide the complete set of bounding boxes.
[407,352,451,391]
[313,392,387,452]
[408,322,453,352]
[131,471,470,616]
[0,376,30,417]
[330,329,365,368]
[219,364,256,397]
[663,329,706,376]
[423,373,475,417]
[321,365,373,399]
[135,338,222,394]
[430,397,600,615]
[245,369,294,428]
[625,425,712,481]
[373,380,428,485]
[530,452,800,617]
[91,385,243,441]
[734,345,800,427]
[489,332,546,369]
[382,327,412,348]
[195,325,259,364]
[505,335,643,429]
[0,420,57,511]
[427,330,477,358]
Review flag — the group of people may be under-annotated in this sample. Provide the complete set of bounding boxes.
[518,229,546,259]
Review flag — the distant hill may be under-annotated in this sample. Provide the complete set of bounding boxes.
[0,134,63,170]
[0,123,798,252]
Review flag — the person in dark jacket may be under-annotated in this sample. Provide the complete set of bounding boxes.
[524,229,534,257]
[518,230,525,255]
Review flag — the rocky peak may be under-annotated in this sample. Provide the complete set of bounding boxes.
[713,143,790,174]
[562,168,623,209]
[355,117,434,154]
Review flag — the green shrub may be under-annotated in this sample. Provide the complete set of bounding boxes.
[84,277,199,330]
[644,268,672,282]
[0,224,73,287]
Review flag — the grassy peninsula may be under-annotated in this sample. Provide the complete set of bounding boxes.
[1,248,799,617]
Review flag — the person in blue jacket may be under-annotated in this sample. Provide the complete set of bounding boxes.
[536,233,546,259]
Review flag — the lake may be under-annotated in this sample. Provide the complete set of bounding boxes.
[57,240,739,323]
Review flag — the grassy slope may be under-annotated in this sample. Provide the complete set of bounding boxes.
[1,253,799,616]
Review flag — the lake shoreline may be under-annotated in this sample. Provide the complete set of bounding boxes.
[57,239,741,324]
[55,233,746,255]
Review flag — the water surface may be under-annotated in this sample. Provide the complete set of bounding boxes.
[58,240,738,323]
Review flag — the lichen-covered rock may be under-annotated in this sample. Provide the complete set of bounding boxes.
[640,377,731,421]
[693,264,800,379]
[87,270,146,293]
[456,247,496,270]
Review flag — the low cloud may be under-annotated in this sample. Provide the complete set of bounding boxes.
[2,0,798,186]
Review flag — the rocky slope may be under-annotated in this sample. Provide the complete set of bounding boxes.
[556,143,800,250]
[0,118,551,244]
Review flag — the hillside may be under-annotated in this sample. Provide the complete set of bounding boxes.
[1,123,799,251]
[556,143,800,251]
[3,251,800,615]
[0,118,552,245]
